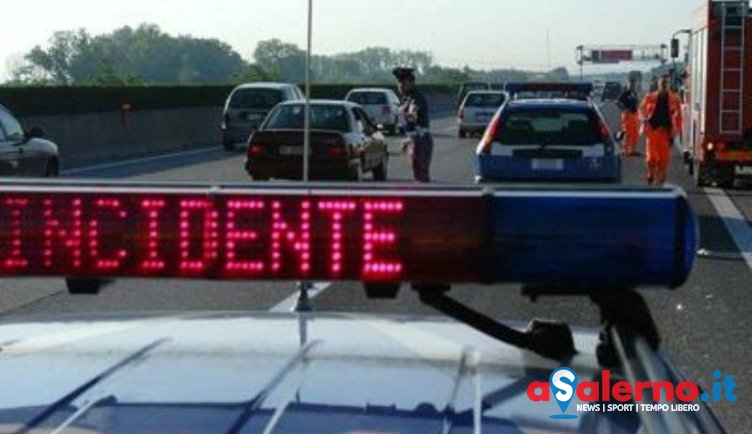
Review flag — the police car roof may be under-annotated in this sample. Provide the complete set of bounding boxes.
[0,311,610,432]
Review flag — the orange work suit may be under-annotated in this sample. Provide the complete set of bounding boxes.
[640,91,683,174]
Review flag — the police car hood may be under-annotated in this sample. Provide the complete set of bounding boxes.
[0,312,635,434]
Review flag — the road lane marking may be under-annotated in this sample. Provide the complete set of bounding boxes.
[62,147,221,175]
[268,282,331,312]
[704,187,752,271]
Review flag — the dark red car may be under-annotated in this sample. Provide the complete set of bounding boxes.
[245,100,389,181]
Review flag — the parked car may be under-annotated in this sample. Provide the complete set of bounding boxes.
[345,88,403,135]
[0,105,59,177]
[245,100,389,181]
[221,82,304,151]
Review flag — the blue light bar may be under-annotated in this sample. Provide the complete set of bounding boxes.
[0,181,695,288]
[490,188,696,288]
[504,82,594,96]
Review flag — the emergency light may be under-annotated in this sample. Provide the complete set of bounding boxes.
[0,181,695,287]
[504,82,594,96]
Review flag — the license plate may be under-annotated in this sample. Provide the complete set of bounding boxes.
[279,146,304,155]
[531,158,564,170]
[246,113,263,121]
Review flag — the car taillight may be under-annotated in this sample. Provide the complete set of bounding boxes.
[324,139,346,158]
[249,144,265,157]
[382,105,391,115]
[716,142,727,152]
[478,116,500,155]
[458,108,465,119]
[329,146,344,157]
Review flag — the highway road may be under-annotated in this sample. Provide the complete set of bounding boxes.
[0,103,750,432]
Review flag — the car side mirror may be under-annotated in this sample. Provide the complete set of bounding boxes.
[26,126,44,139]
[615,130,625,142]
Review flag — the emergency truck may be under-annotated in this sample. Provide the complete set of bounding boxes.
[677,0,752,187]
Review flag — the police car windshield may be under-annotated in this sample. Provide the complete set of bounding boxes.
[264,104,350,132]
[497,108,601,145]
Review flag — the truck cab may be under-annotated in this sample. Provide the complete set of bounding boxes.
[678,0,752,188]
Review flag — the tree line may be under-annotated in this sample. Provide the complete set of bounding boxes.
[6,23,569,86]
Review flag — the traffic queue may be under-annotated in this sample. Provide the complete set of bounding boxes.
[231,74,691,187]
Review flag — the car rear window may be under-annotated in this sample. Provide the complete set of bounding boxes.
[347,92,388,105]
[264,104,350,132]
[228,88,284,109]
[497,108,600,145]
[464,93,505,108]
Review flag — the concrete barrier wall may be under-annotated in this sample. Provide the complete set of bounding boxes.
[20,107,223,168]
[19,93,455,169]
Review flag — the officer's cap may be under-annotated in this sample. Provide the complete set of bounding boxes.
[392,66,415,81]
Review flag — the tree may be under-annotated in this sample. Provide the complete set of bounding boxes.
[253,39,306,82]
[15,24,247,85]
[21,29,104,84]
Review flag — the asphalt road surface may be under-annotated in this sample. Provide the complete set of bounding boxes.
[1,103,750,432]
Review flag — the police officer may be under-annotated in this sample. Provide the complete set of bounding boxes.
[393,66,433,183]
[617,78,641,156]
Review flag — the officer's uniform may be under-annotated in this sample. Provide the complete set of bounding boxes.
[394,67,433,183]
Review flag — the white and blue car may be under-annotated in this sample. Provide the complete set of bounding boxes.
[475,83,622,183]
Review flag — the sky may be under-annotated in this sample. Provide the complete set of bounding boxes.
[1,0,727,80]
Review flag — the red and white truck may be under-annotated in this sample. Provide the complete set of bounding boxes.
[677,0,752,187]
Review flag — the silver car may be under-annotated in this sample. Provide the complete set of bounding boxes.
[0,105,59,177]
[344,87,403,134]
[221,82,304,151]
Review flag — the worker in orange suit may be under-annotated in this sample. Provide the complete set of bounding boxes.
[640,76,683,186]
[617,78,641,156]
